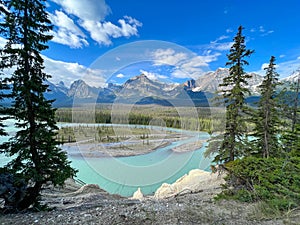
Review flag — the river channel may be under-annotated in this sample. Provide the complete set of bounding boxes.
[0,121,213,197]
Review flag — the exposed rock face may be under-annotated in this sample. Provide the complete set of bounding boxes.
[131,187,144,200]
[194,68,264,94]
[68,79,99,98]
[28,68,300,107]
[184,79,196,90]
[120,73,176,98]
[73,184,103,195]
[154,169,225,199]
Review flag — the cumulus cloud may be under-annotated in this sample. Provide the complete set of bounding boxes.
[43,55,105,87]
[80,16,142,46]
[0,36,105,87]
[116,73,125,78]
[151,48,188,66]
[49,10,88,48]
[151,48,219,79]
[139,69,167,80]
[49,0,142,47]
[51,0,111,21]
[255,57,300,78]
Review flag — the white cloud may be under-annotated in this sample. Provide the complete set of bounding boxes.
[211,35,229,43]
[260,63,270,71]
[43,56,105,87]
[209,42,233,51]
[250,26,274,37]
[151,48,188,66]
[49,10,88,48]
[116,73,125,78]
[0,38,105,87]
[139,69,167,80]
[276,58,300,78]
[80,16,141,45]
[259,26,265,33]
[261,30,274,37]
[151,48,219,79]
[226,28,233,33]
[207,35,233,51]
[50,0,142,46]
[256,57,300,78]
[51,0,111,21]
[279,54,286,58]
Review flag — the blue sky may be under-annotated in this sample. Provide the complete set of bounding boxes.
[2,0,300,87]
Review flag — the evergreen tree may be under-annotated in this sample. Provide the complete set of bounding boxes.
[0,76,10,136]
[251,56,281,158]
[213,26,254,163]
[291,70,300,133]
[280,70,300,155]
[0,0,76,211]
[0,1,9,137]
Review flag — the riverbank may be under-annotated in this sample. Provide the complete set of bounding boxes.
[62,131,206,158]
[1,172,298,225]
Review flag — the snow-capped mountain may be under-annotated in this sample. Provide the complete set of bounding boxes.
[192,68,264,94]
[41,68,300,107]
[281,70,300,83]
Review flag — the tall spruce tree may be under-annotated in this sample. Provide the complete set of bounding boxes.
[251,56,281,158]
[214,26,254,163]
[0,0,76,211]
[280,70,300,155]
[291,70,300,133]
[0,76,9,136]
[0,1,9,136]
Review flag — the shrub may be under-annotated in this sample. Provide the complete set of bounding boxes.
[221,156,300,211]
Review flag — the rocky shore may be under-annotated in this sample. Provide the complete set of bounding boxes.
[1,170,299,225]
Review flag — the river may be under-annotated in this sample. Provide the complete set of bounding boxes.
[0,121,213,197]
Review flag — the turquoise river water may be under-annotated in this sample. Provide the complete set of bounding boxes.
[0,120,213,197]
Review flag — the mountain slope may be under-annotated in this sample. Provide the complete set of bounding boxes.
[38,69,300,107]
[193,68,264,94]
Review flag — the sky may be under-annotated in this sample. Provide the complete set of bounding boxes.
[1,0,300,87]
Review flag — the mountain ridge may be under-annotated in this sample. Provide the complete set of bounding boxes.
[41,68,300,107]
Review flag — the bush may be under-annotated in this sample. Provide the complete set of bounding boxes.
[0,168,26,212]
[221,156,300,211]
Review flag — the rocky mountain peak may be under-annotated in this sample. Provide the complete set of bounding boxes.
[68,79,98,98]
[282,70,300,83]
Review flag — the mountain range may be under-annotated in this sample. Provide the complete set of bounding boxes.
[45,68,299,107]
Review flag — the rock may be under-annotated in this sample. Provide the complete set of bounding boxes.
[74,184,102,194]
[131,187,144,200]
[154,169,225,199]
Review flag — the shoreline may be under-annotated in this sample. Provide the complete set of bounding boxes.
[62,131,202,158]
[64,140,172,158]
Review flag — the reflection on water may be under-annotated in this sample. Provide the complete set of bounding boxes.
[0,122,213,197]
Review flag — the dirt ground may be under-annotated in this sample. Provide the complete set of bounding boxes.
[1,179,299,225]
